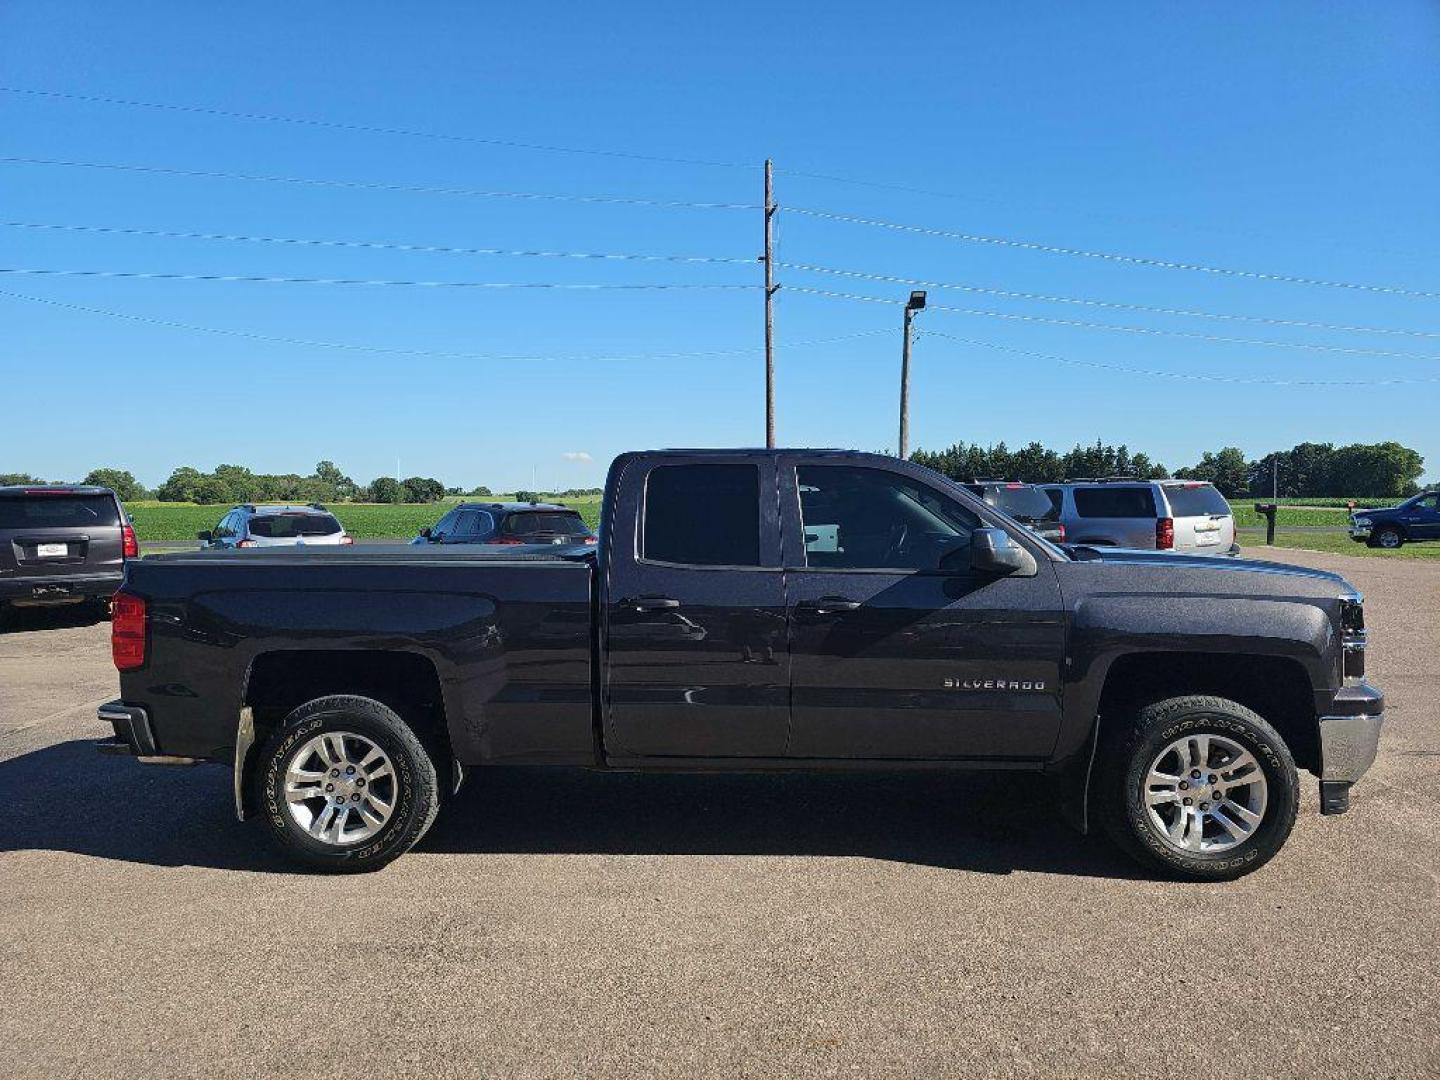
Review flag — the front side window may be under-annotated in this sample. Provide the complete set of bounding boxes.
[1073,486,1157,519]
[796,465,978,570]
[643,464,759,566]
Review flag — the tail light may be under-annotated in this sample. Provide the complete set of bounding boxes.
[121,523,138,558]
[340,535,354,545]
[489,537,525,545]
[111,591,147,671]
[237,539,257,548]
[583,535,598,545]
[1055,523,1066,543]
[1156,517,1175,550]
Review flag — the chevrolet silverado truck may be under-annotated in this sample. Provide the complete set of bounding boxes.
[98,449,1383,879]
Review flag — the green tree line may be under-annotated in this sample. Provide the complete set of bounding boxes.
[910,439,1427,499]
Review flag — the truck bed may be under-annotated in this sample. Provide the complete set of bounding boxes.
[120,546,597,765]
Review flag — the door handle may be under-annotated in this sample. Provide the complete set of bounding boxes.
[797,596,862,614]
[629,595,681,611]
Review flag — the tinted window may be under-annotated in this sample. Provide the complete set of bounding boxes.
[451,510,492,536]
[501,511,588,537]
[644,464,759,566]
[1163,484,1231,517]
[797,465,979,570]
[1043,488,1064,516]
[1073,487,1156,519]
[991,485,1056,521]
[0,494,120,529]
[247,513,342,538]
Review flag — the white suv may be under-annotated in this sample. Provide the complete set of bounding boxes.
[1041,480,1238,554]
[199,504,353,548]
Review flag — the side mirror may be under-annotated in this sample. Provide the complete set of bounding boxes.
[968,528,1039,577]
[419,527,433,539]
[197,530,213,542]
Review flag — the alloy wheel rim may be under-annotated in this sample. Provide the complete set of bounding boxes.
[1142,731,1268,854]
[1378,530,1401,548]
[284,731,397,846]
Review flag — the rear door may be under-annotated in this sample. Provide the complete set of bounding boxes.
[0,490,124,582]
[602,456,790,758]
[780,459,1066,761]
[1162,482,1235,553]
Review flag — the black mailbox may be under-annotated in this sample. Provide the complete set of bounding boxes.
[1253,503,1278,545]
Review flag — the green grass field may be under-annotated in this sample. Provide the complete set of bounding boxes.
[128,497,603,542]
[1255,530,1440,560]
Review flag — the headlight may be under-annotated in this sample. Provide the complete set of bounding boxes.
[1352,516,1372,526]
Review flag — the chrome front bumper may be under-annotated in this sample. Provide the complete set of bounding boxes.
[1348,523,1372,540]
[1315,683,1384,814]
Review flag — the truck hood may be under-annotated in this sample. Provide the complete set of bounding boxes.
[1066,546,1353,594]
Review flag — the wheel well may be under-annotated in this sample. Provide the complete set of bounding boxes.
[1097,651,1318,773]
[244,649,449,757]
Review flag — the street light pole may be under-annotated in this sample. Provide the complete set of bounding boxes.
[763,159,776,448]
[898,290,926,460]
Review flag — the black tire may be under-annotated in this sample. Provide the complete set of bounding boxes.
[1097,695,1299,881]
[255,695,441,873]
[1369,525,1404,549]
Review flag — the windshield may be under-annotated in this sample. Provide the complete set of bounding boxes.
[991,485,1056,520]
[0,493,121,530]
[248,513,343,538]
[1164,484,1231,517]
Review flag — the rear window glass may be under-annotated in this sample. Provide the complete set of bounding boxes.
[991,485,1056,520]
[644,464,760,566]
[1073,487,1156,519]
[247,513,342,538]
[0,494,121,529]
[1163,484,1232,517]
[500,511,588,537]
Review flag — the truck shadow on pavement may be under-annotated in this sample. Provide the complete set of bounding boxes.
[0,740,1150,880]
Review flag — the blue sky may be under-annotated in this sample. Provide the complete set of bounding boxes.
[3,2,1438,491]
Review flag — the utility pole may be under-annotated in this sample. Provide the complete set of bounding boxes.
[1272,456,1279,500]
[763,159,776,448]
[898,291,927,460]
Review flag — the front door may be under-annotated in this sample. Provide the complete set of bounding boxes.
[603,457,790,758]
[780,459,1066,761]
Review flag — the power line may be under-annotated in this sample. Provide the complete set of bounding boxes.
[778,261,1440,340]
[0,267,758,290]
[0,220,754,265]
[920,329,1440,388]
[0,287,889,361]
[785,285,1440,362]
[0,86,757,170]
[785,206,1440,301]
[0,157,760,210]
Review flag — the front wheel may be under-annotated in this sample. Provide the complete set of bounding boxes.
[255,695,441,873]
[1098,695,1299,881]
[1370,526,1404,549]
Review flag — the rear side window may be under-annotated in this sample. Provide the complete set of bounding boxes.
[501,511,587,537]
[992,485,1056,520]
[1073,487,1156,519]
[643,464,759,566]
[1163,484,1232,517]
[0,494,121,529]
[1043,488,1064,516]
[247,513,342,538]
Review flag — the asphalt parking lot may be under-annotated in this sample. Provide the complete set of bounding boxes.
[1,548,1436,1079]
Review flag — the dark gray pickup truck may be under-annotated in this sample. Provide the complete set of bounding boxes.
[98,449,1383,879]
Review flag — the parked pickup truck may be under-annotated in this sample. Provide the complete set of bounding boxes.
[98,449,1383,880]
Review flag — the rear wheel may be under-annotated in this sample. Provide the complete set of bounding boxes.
[255,695,440,873]
[1098,695,1299,880]
[1370,525,1404,549]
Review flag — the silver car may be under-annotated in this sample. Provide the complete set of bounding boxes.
[1041,480,1238,554]
[199,504,352,548]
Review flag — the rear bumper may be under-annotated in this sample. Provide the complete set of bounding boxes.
[95,700,199,764]
[0,570,122,604]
